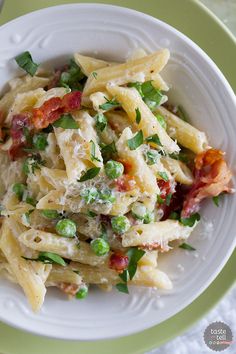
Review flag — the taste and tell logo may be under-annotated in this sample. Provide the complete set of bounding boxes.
[204,321,233,352]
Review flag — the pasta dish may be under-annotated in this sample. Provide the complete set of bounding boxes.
[0,48,232,311]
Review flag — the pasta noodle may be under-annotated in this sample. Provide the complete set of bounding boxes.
[0,47,232,311]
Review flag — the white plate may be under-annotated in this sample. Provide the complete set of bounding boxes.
[0,3,235,341]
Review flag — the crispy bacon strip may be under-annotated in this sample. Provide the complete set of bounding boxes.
[109,253,129,272]
[182,149,232,217]
[32,91,82,129]
[115,174,136,192]
[58,282,80,297]
[9,113,32,160]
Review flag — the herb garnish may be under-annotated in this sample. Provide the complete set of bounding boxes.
[23,252,66,266]
[180,213,200,227]
[53,113,79,129]
[135,107,141,124]
[127,130,143,150]
[99,97,120,111]
[90,140,101,162]
[95,112,107,132]
[179,243,196,251]
[15,51,39,76]
[158,171,169,181]
[146,134,163,147]
[78,167,101,182]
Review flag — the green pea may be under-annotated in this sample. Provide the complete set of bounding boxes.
[33,133,48,151]
[12,183,26,200]
[55,219,77,237]
[76,284,88,299]
[111,215,130,234]
[105,160,124,179]
[131,202,147,220]
[80,187,99,204]
[99,189,116,203]
[41,209,60,219]
[90,238,110,256]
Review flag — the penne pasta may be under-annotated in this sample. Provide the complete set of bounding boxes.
[156,106,209,153]
[107,85,180,153]
[83,49,170,96]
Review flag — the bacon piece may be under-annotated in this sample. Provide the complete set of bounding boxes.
[115,175,136,192]
[62,91,82,112]
[9,113,31,160]
[117,159,132,174]
[32,91,82,129]
[182,149,232,217]
[109,253,129,272]
[58,282,80,297]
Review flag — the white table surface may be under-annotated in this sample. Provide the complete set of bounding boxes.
[0,1,235,354]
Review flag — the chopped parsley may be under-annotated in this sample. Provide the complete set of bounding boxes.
[92,71,98,79]
[95,112,107,132]
[99,97,120,111]
[59,59,85,91]
[165,193,172,206]
[90,140,101,162]
[115,283,129,294]
[180,213,200,227]
[101,141,117,162]
[158,171,169,181]
[78,167,101,182]
[23,252,66,266]
[129,81,165,111]
[212,195,220,207]
[127,130,143,150]
[15,51,39,76]
[146,134,163,147]
[53,113,79,129]
[179,243,196,251]
[135,107,141,124]
[177,105,189,122]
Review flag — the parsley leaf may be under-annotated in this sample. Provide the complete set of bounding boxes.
[135,107,141,124]
[128,82,143,97]
[177,105,189,122]
[101,141,117,162]
[127,247,145,280]
[119,269,129,282]
[128,81,165,111]
[157,194,165,204]
[23,252,66,266]
[212,196,220,207]
[165,193,172,206]
[180,213,200,227]
[78,167,101,182]
[99,97,120,111]
[59,59,85,91]
[53,113,79,129]
[15,51,39,76]
[95,112,107,132]
[158,171,169,181]
[155,114,167,130]
[169,211,180,220]
[92,71,98,79]
[127,130,143,150]
[90,140,101,162]
[116,282,129,294]
[146,134,163,147]
[179,243,196,251]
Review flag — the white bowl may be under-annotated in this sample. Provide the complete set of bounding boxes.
[0,3,235,341]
